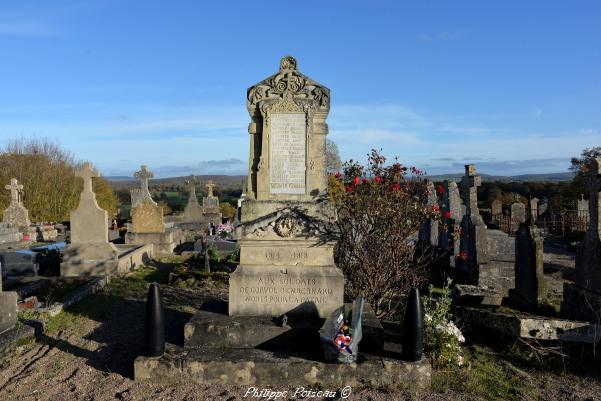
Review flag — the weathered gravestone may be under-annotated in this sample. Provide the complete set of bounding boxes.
[529,198,539,222]
[458,165,489,281]
[2,178,31,229]
[419,181,439,247]
[439,180,464,255]
[183,175,203,224]
[511,212,545,308]
[230,55,343,318]
[61,163,119,277]
[0,263,18,334]
[563,158,601,321]
[201,180,223,227]
[491,199,502,216]
[511,202,526,232]
[578,194,590,223]
[127,165,182,255]
[454,165,515,305]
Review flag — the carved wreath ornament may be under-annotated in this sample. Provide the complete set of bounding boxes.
[274,215,297,237]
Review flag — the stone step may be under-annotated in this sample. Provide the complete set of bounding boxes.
[134,344,431,389]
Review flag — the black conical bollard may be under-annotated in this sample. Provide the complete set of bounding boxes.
[401,287,424,362]
[145,283,165,358]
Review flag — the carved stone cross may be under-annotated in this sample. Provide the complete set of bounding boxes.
[134,165,154,193]
[5,178,23,204]
[462,164,481,215]
[206,180,215,198]
[76,163,99,194]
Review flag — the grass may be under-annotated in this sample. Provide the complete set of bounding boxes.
[17,259,183,336]
[431,345,540,401]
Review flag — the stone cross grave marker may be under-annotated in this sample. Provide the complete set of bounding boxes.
[71,163,110,244]
[131,165,157,207]
[2,178,31,228]
[461,164,481,217]
[183,175,203,224]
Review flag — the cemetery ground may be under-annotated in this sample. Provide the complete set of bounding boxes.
[1,255,601,401]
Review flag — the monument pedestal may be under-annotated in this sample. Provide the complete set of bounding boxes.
[229,264,343,318]
[61,243,119,277]
[126,229,182,255]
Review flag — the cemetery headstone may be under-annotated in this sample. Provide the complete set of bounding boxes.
[491,199,502,216]
[563,158,601,321]
[183,175,203,224]
[0,263,18,334]
[230,56,343,317]
[511,202,526,232]
[127,165,182,254]
[458,164,489,282]
[578,194,590,222]
[130,165,157,208]
[2,178,31,229]
[200,180,223,227]
[61,163,118,277]
[529,198,539,222]
[512,216,545,308]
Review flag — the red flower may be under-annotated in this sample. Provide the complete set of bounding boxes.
[362,178,368,184]
[437,184,445,195]
[334,172,341,179]
[444,210,452,219]
[432,205,440,213]
[353,176,361,185]
[459,251,468,261]
[345,185,353,193]
[391,183,400,191]
[374,176,382,183]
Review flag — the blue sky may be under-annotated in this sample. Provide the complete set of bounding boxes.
[0,1,599,178]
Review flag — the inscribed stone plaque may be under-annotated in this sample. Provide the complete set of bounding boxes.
[269,113,306,195]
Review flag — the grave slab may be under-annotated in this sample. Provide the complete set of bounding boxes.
[134,344,430,389]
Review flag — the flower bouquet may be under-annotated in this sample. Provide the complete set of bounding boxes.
[319,295,365,364]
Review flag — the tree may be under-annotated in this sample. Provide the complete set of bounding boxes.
[325,138,343,174]
[328,149,436,318]
[0,137,117,222]
[220,202,236,220]
[569,146,601,200]
[570,146,601,174]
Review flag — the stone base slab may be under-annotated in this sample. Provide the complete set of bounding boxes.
[134,345,431,389]
[457,306,601,343]
[126,229,183,255]
[0,291,17,334]
[453,284,504,306]
[0,322,36,360]
[184,303,383,354]
[61,244,153,277]
[562,284,601,322]
[228,264,344,318]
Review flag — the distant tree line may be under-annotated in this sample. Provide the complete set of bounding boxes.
[0,138,117,223]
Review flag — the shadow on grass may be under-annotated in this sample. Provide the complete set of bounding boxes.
[35,260,207,380]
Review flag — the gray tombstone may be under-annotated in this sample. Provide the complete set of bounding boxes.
[511,202,526,232]
[563,158,601,321]
[459,165,489,282]
[2,178,31,229]
[0,263,18,334]
[491,199,502,216]
[183,175,204,224]
[513,220,545,307]
[130,165,157,208]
